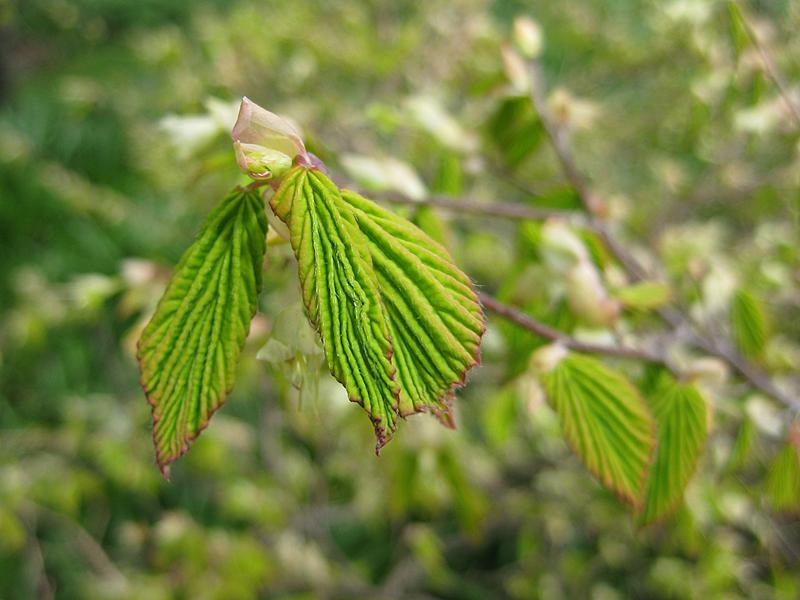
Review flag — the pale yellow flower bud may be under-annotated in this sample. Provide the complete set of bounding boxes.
[231,97,308,180]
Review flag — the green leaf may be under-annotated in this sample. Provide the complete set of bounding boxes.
[614,280,672,311]
[540,353,655,505]
[638,380,708,525]
[339,188,484,423]
[485,95,544,169]
[766,443,800,512]
[256,302,323,364]
[727,1,749,59]
[137,188,267,477]
[270,166,484,447]
[730,288,770,359]
[726,418,754,472]
[256,302,324,407]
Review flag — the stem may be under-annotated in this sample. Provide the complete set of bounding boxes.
[374,191,586,225]
[735,1,800,128]
[31,503,128,587]
[479,293,665,363]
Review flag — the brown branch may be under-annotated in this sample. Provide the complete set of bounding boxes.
[31,503,128,587]
[479,293,664,363]
[735,1,800,128]
[372,191,586,225]
[524,58,800,412]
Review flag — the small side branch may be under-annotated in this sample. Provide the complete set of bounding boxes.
[479,293,664,363]
[373,191,586,225]
[735,1,800,128]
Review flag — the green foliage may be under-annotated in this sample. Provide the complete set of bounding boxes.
[614,280,672,311]
[727,1,750,59]
[730,288,770,359]
[639,380,708,525]
[485,96,544,169]
[137,187,267,476]
[766,443,800,512]
[3,0,800,596]
[270,166,484,446]
[539,352,655,505]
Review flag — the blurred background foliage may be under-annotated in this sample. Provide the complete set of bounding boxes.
[1,0,800,598]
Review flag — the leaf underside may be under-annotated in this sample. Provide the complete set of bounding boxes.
[137,188,267,477]
[541,354,655,506]
[638,380,707,525]
[270,166,484,448]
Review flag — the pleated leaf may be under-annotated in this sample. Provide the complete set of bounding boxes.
[270,167,400,446]
[730,288,769,359]
[339,189,484,423]
[270,166,484,447]
[540,353,655,505]
[138,188,267,477]
[638,380,708,525]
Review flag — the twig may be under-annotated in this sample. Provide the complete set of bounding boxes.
[524,58,800,412]
[479,293,664,363]
[373,191,586,225]
[735,1,800,128]
[31,504,128,588]
[22,513,54,600]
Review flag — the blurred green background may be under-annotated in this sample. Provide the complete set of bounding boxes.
[1,0,799,598]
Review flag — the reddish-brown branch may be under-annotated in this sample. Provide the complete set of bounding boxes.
[479,293,665,363]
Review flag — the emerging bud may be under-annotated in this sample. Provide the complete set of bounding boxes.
[531,343,568,374]
[513,16,543,59]
[501,45,530,94]
[566,259,620,328]
[231,97,308,180]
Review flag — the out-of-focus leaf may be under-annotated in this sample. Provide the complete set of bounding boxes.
[257,302,324,406]
[413,206,449,247]
[615,281,672,311]
[257,302,323,364]
[340,154,427,200]
[730,288,769,359]
[639,380,708,525]
[0,508,26,552]
[539,352,655,505]
[137,188,267,477]
[766,443,800,512]
[565,260,620,327]
[727,418,755,472]
[438,447,488,534]
[270,167,484,447]
[727,1,749,59]
[405,95,477,153]
[482,386,520,447]
[485,95,544,168]
[432,153,463,196]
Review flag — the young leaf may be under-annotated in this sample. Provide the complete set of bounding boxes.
[137,188,267,477]
[727,1,749,60]
[614,280,672,311]
[639,381,708,525]
[271,167,401,446]
[339,189,484,422]
[539,353,655,505]
[730,288,769,359]
[766,443,800,512]
[270,166,484,447]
